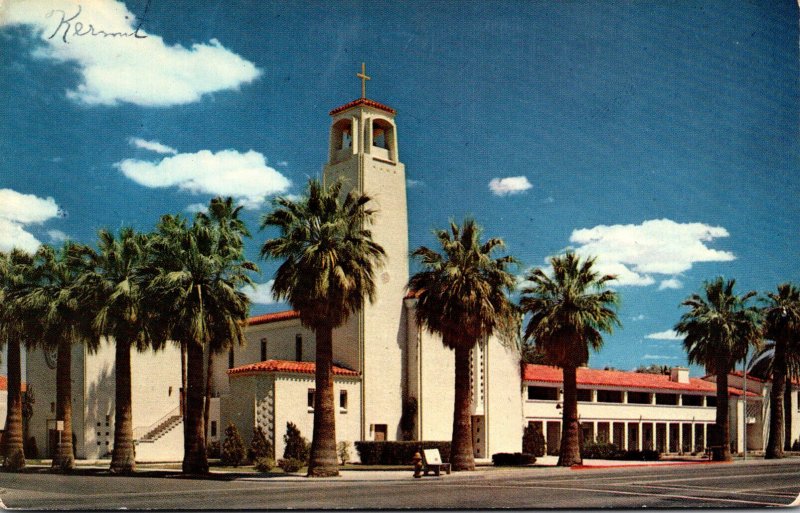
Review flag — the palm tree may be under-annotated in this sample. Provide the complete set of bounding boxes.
[408,219,518,471]
[0,250,38,471]
[674,277,761,461]
[23,242,98,470]
[260,179,385,477]
[759,283,800,459]
[79,227,161,473]
[148,211,255,474]
[520,252,619,467]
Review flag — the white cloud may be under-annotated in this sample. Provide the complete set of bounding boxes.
[543,196,555,204]
[645,329,682,341]
[406,179,423,188]
[658,278,683,290]
[0,189,60,253]
[116,149,291,209]
[185,203,208,214]
[489,176,533,196]
[642,354,679,360]
[129,137,177,155]
[276,161,289,167]
[242,281,277,305]
[47,229,69,243]
[568,219,735,287]
[3,0,261,107]
[631,314,646,321]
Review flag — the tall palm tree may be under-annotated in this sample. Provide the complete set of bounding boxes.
[23,242,98,470]
[520,252,620,467]
[408,218,518,471]
[760,283,800,459]
[260,179,385,477]
[149,211,255,474]
[79,228,161,473]
[674,277,761,461]
[0,250,38,471]
[194,197,251,441]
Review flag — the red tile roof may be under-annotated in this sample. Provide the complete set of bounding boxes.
[248,310,300,326]
[728,371,766,383]
[0,375,27,392]
[522,364,756,397]
[329,98,396,116]
[227,359,359,377]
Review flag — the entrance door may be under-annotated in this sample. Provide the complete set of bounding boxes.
[472,415,486,458]
[373,424,387,441]
[612,422,625,450]
[546,422,561,455]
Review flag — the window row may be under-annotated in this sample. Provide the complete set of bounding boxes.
[526,386,717,407]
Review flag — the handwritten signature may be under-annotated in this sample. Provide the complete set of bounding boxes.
[46,1,151,43]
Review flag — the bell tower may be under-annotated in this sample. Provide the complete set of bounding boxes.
[324,64,409,441]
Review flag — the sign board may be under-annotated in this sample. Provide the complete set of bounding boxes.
[56,420,64,431]
[423,449,442,465]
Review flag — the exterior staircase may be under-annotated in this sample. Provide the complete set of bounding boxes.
[133,406,184,462]
[138,414,182,442]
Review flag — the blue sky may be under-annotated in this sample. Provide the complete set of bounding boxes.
[1,0,798,374]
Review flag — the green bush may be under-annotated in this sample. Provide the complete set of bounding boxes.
[523,424,546,457]
[492,452,536,466]
[337,441,351,465]
[581,441,619,459]
[282,422,309,462]
[354,441,451,465]
[206,440,221,459]
[249,426,273,461]
[221,422,246,467]
[254,457,275,473]
[278,457,304,473]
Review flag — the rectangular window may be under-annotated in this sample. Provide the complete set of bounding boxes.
[706,395,717,407]
[307,389,315,411]
[527,386,558,401]
[228,347,234,369]
[211,421,217,437]
[627,391,650,404]
[261,338,268,362]
[682,394,703,406]
[577,389,592,402]
[655,393,678,405]
[296,335,303,361]
[340,390,348,411]
[597,390,624,403]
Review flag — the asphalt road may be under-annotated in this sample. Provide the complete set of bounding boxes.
[0,459,798,509]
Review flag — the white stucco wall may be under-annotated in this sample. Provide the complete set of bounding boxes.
[485,336,523,456]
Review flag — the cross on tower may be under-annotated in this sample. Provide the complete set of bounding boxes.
[357,62,370,99]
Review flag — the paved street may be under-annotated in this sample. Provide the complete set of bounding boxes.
[0,459,798,509]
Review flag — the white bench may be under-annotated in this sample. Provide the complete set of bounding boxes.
[422,449,451,476]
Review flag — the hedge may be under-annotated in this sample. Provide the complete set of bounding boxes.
[492,452,537,466]
[580,441,660,461]
[354,441,451,465]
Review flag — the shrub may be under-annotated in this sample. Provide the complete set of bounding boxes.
[283,422,309,462]
[337,441,351,465]
[278,457,304,473]
[354,441,451,465]
[249,426,273,462]
[221,422,247,467]
[523,424,546,457]
[792,439,800,451]
[254,457,275,473]
[492,452,536,466]
[581,441,619,460]
[24,436,38,459]
[206,440,221,459]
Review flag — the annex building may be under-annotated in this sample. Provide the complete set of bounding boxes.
[22,78,800,462]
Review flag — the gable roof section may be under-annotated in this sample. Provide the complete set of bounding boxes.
[248,310,300,326]
[329,98,396,116]
[227,359,359,378]
[522,364,756,396]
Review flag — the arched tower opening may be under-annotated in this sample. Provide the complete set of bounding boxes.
[329,117,357,164]
[370,118,396,161]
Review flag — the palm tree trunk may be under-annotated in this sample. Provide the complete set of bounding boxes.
[715,367,732,461]
[307,324,338,477]
[3,335,25,470]
[558,365,582,466]
[784,380,793,451]
[182,340,208,474]
[110,339,135,473]
[766,338,786,458]
[203,351,214,442]
[53,341,74,470]
[451,345,475,471]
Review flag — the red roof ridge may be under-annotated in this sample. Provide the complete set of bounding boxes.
[248,310,300,326]
[329,98,396,116]
[227,359,359,377]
